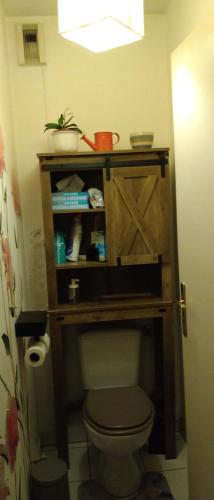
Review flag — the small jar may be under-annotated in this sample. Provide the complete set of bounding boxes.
[68,279,79,304]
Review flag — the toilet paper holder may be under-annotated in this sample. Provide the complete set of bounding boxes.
[15,310,47,339]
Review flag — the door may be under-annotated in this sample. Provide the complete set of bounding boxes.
[171,20,214,499]
[105,165,170,267]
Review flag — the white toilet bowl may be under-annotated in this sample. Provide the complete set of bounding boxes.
[83,386,155,498]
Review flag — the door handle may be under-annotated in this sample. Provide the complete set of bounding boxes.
[177,299,185,308]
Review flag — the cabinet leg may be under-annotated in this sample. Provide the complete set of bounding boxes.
[49,316,68,464]
[163,308,176,459]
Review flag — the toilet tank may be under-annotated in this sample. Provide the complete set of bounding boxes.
[79,327,141,389]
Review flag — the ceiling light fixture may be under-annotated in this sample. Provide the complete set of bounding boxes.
[58,0,144,53]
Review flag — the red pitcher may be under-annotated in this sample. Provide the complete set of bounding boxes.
[81,131,120,151]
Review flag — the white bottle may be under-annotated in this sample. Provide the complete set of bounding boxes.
[66,215,82,262]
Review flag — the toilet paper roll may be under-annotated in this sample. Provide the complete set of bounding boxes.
[24,333,50,368]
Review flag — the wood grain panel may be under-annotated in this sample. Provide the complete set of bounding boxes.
[105,166,169,265]
[40,170,58,306]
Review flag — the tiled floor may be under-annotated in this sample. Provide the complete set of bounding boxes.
[141,433,189,499]
[43,412,189,500]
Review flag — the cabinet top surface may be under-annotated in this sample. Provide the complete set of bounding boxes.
[38,147,169,160]
[38,148,169,171]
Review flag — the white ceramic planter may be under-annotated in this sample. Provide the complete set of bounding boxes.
[52,130,80,152]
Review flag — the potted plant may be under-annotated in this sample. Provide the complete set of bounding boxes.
[44,108,82,152]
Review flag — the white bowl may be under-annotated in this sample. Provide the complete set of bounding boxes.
[130,132,154,149]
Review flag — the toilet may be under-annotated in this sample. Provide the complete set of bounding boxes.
[79,327,155,498]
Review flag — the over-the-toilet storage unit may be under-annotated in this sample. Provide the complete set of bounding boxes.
[39,147,175,464]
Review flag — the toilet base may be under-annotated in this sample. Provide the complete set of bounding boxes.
[79,479,140,500]
[100,452,142,498]
[78,472,174,500]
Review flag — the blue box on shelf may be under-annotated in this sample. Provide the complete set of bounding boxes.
[52,191,89,210]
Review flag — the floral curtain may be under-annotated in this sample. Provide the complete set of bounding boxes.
[0,126,29,500]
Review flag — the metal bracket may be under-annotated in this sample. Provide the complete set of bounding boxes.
[159,152,166,177]
[105,156,111,180]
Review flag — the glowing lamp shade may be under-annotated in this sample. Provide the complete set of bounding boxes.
[58,0,144,52]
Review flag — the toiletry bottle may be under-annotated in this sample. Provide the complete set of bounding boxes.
[54,232,66,264]
[66,214,82,262]
[68,279,79,304]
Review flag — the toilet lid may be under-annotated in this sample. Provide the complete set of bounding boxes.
[85,386,153,431]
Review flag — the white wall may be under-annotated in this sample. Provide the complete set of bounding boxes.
[166,0,214,50]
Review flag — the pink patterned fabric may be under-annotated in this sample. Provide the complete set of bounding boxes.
[1,237,14,292]
[0,485,10,500]
[6,396,19,470]
[0,458,10,500]
[11,169,21,216]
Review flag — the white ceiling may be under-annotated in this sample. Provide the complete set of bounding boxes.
[2,0,170,16]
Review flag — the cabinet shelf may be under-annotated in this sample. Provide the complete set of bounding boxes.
[52,207,105,214]
[49,296,173,316]
[56,260,107,269]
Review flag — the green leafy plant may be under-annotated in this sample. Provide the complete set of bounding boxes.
[44,108,82,134]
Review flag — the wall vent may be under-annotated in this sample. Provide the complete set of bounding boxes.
[16,24,46,66]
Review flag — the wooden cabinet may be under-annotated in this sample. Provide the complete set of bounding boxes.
[39,148,175,463]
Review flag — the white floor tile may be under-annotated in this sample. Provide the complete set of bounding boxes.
[69,481,82,500]
[68,444,90,482]
[163,468,189,500]
[142,434,187,472]
[68,411,87,444]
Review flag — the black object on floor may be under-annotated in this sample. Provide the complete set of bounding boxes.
[78,471,174,499]
[30,458,70,500]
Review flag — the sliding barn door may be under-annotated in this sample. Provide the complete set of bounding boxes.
[105,166,169,267]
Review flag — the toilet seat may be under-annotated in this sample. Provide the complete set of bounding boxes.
[83,386,154,436]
